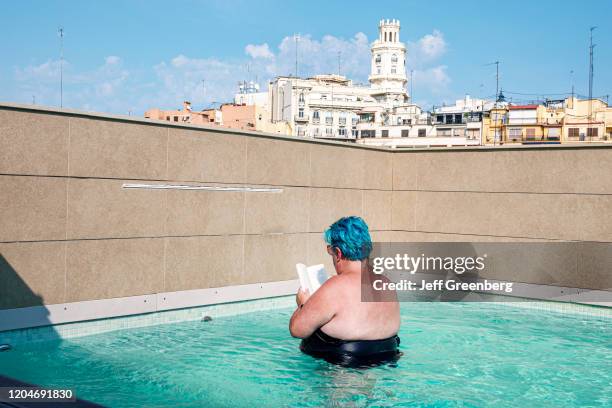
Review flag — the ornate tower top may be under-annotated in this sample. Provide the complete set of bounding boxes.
[378,19,401,43]
[369,19,408,101]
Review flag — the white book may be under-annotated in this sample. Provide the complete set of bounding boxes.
[296,263,329,294]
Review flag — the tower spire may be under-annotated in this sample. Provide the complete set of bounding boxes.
[369,18,407,101]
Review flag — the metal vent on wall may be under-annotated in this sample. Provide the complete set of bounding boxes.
[122,183,283,193]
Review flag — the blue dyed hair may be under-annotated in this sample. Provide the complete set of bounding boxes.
[324,216,372,261]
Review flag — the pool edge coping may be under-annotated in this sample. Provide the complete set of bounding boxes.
[0,280,300,333]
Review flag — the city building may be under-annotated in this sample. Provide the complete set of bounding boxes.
[482,97,612,145]
[145,19,612,147]
[233,81,292,135]
[268,19,487,147]
[144,81,290,134]
[269,74,374,139]
[144,101,221,126]
[563,97,611,142]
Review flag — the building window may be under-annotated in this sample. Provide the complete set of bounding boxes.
[298,108,304,118]
[325,127,333,136]
[436,115,444,124]
[454,114,463,124]
[375,54,381,63]
[401,129,409,137]
[526,128,536,139]
[445,115,453,124]
[338,128,346,136]
[359,113,375,123]
[312,110,320,123]
[299,93,305,103]
[547,128,560,140]
[313,128,320,137]
[437,128,452,137]
[418,128,426,137]
[321,94,328,100]
[391,66,396,74]
[587,127,598,137]
[325,112,333,125]
[361,130,375,138]
[382,130,389,137]
[466,129,480,139]
[391,54,398,63]
[297,127,305,137]
[376,67,381,75]
[508,128,522,140]
[352,129,358,137]
[568,128,580,138]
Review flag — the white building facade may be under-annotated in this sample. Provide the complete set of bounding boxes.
[267,19,487,147]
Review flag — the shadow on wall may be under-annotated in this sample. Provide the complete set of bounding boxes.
[0,255,105,407]
[0,253,59,342]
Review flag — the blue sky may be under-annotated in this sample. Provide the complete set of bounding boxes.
[1,0,610,115]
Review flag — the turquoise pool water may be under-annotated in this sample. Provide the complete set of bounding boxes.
[0,302,610,407]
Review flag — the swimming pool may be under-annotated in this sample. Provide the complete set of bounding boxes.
[0,301,610,407]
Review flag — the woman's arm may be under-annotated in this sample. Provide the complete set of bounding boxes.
[289,277,339,338]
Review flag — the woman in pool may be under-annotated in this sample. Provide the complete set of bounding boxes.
[289,216,400,366]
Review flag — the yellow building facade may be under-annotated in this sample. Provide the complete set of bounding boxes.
[482,97,612,145]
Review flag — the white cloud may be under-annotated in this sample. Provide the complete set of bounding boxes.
[153,55,240,109]
[406,29,448,69]
[15,60,65,81]
[171,54,190,67]
[9,29,454,114]
[149,32,374,110]
[275,32,371,81]
[418,30,446,59]
[12,56,130,112]
[245,43,274,59]
[105,55,121,65]
[414,65,451,92]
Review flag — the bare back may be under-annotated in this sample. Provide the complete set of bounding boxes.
[319,271,400,340]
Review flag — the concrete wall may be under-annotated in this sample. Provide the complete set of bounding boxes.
[1,104,611,311]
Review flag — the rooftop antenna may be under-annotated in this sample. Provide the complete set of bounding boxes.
[294,33,300,78]
[337,51,341,76]
[58,27,64,108]
[485,61,500,105]
[570,69,575,99]
[32,95,36,105]
[588,26,597,124]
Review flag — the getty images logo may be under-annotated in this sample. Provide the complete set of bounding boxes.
[371,253,488,275]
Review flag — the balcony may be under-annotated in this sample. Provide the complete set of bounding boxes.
[294,114,309,122]
[325,117,333,125]
[308,98,367,109]
[312,117,320,124]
